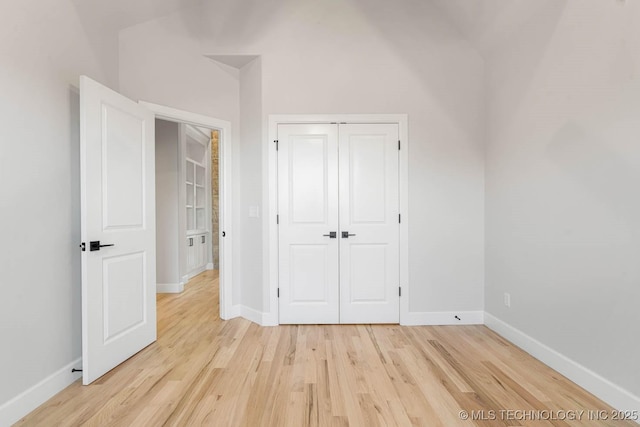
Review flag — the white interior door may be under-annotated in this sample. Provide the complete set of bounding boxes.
[278,124,339,324]
[339,124,400,323]
[80,76,156,384]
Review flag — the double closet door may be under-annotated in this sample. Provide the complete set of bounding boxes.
[278,123,400,324]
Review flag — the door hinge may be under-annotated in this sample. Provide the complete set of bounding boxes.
[277,288,280,298]
[399,214,401,224]
[274,139,279,151]
[399,287,402,297]
[277,214,279,225]
[79,242,85,252]
[398,140,401,150]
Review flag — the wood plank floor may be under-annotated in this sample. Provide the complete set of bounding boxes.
[16,271,635,426]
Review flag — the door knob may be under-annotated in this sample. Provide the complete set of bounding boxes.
[89,241,114,251]
[341,231,356,238]
[323,231,337,238]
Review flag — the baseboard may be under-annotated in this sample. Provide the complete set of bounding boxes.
[240,305,267,325]
[402,310,484,326]
[206,262,214,270]
[181,275,189,286]
[261,310,279,326]
[0,358,82,427]
[485,313,640,417]
[187,266,206,280]
[156,283,184,293]
[221,304,241,320]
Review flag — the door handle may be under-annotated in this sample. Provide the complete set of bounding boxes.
[341,231,356,238]
[201,235,205,244]
[89,241,114,251]
[322,231,337,238]
[189,238,193,247]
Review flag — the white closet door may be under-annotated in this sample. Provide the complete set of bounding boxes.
[278,124,340,324]
[338,124,400,323]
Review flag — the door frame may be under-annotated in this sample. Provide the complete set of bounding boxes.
[140,101,234,320]
[265,114,409,325]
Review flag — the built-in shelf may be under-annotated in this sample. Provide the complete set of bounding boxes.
[183,124,211,279]
[185,125,210,235]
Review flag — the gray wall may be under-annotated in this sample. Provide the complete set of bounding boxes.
[155,120,180,287]
[200,0,487,317]
[119,1,487,319]
[486,0,640,396]
[0,0,113,408]
[238,58,264,312]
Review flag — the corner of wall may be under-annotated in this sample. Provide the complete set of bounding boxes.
[485,312,640,415]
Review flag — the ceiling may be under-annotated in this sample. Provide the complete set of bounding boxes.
[71,0,560,56]
[71,0,200,33]
[431,0,561,53]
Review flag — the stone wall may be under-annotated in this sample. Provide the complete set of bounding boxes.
[211,130,219,268]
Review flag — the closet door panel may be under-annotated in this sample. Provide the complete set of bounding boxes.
[339,124,400,324]
[278,124,340,324]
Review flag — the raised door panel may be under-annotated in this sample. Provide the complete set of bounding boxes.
[103,252,146,342]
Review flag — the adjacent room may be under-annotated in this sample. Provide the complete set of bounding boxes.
[0,0,638,425]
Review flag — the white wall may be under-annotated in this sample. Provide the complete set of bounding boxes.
[116,1,486,320]
[200,0,487,318]
[118,13,240,124]
[0,0,114,418]
[155,120,180,288]
[486,0,640,398]
[238,58,263,312]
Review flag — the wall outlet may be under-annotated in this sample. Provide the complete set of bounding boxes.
[249,206,260,218]
[504,292,511,308]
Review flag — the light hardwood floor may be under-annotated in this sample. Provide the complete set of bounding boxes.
[16,271,635,426]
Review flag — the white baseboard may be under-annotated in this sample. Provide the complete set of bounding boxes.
[485,313,640,417]
[156,283,184,293]
[0,358,82,427]
[402,310,484,326]
[221,304,241,320]
[187,266,206,280]
[240,305,267,325]
[206,262,214,270]
[257,310,483,327]
[261,310,279,326]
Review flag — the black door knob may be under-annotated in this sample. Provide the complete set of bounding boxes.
[89,241,114,251]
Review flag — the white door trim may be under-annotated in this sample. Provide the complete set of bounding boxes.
[265,114,409,326]
[139,101,234,320]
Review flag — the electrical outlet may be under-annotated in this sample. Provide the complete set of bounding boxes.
[504,292,511,308]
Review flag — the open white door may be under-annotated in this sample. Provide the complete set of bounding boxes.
[80,76,156,384]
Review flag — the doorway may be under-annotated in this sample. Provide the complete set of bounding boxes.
[155,120,219,302]
[142,102,234,321]
[79,77,234,384]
